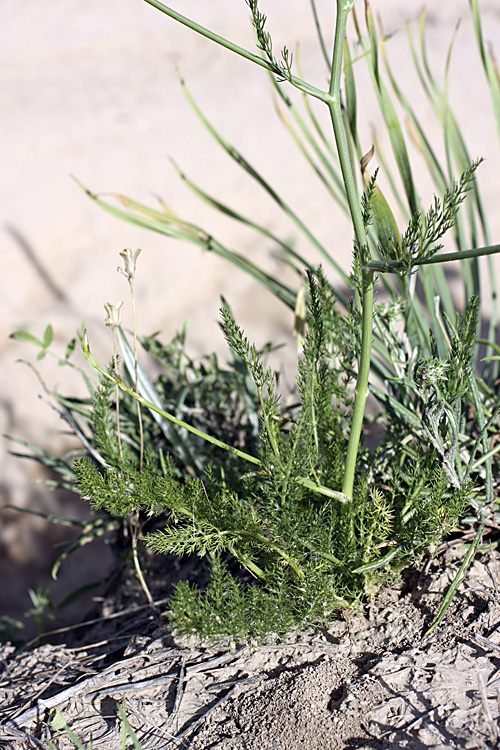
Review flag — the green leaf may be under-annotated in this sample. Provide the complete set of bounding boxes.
[118,700,143,750]
[65,337,77,360]
[470,0,500,143]
[361,150,401,260]
[9,330,43,347]
[43,324,54,348]
[343,37,358,148]
[48,709,88,750]
[49,709,67,732]
[75,179,297,311]
[179,74,343,278]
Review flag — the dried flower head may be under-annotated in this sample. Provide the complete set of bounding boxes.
[104,301,124,330]
[118,248,142,282]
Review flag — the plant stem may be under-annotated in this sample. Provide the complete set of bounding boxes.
[424,523,483,636]
[363,242,500,271]
[144,0,329,102]
[112,327,123,459]
[129,515,154,607]
[328,1,373,500]
[342,271,374,499]
[130,278,144,471]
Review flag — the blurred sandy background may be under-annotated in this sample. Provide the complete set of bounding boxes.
[2,0,500,628]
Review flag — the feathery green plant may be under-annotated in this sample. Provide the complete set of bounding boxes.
[8,0,500,641]
[78,264,476,639]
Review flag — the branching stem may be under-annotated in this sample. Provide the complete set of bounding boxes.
[144,0,330,102]
[363,242,500,271]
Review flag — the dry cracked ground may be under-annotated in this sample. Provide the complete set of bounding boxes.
[2,548,500,749]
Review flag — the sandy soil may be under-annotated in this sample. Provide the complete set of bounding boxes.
[1,548,500,749]
[2,0,500,624]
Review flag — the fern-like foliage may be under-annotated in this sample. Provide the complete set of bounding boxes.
[72,270,474,642]
[245,0,294,83]
[90,372,123,466]
[400,160,483,273]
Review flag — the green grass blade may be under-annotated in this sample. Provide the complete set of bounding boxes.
[470,0,500,141]
[383,40,446,193]
[364,4,419,214]
[274,92,349,212]
[117,327,204,474]
[171,159,321,288]
[309,0,330,69]
[76,180,297,309]
[118,700,143,750]
[469,0,499,379]
[412,12,499,373]
[407,13,433,99]
[84,335,262,465]
[424,523,483,637]
[48,710,88,750]
[417,16,485,246]
[442,28,478,305]
[171,160,295,255]
[404,15,461,330]
[3,504,82,526]
[353,545,401,573]
[5,436,77,481]
[408,6,481,315]
[179,74,347,279]
[51,521,118,580]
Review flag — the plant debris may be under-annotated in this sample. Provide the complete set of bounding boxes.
[1,547,500,749]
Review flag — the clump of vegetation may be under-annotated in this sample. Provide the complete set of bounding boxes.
[8,0,500,642]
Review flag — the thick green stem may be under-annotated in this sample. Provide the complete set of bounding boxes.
[363,242,500,271]
[328,1,373,500]
[342,272,374,498]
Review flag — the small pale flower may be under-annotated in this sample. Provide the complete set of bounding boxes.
[118,248,142,282]
[104,301,124,329]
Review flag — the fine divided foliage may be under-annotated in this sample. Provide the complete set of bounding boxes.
[7,0,500,643]
[74,268,474,640]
